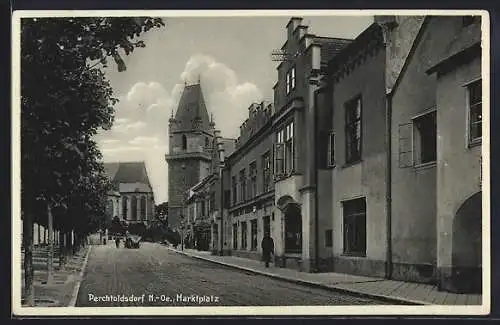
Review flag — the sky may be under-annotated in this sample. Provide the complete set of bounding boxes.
[95,14,374,204]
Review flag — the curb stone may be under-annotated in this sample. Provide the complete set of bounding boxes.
[166,247,429,306]
[68,246,92,307]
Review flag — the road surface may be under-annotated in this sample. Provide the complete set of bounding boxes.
[76,242,389,306]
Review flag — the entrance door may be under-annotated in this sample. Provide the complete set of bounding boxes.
[263,216,271,237]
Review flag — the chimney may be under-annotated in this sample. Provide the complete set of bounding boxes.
[287,17,303,39]
[296,24,308,40]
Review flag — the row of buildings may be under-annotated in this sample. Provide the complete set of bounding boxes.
[166,15,484,294]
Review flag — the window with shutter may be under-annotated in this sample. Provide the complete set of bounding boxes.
[412,110,437,165]
[398,123,413,168]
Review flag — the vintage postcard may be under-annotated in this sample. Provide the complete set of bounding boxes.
[12,9,490,316]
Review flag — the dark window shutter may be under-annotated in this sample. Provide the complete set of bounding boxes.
[398,123,413,168]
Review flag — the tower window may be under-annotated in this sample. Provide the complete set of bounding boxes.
[182,135,187,150]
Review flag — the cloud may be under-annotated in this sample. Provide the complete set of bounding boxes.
[97,54,263,203]
[179,54,263,138]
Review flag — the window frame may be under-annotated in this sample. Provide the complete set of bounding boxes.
[231,176,237,205]
[411,108,437,167]
[286,71,291,94]
[262,151,272,193]
[327,131,336,168]
[325,229,333,248]
[465,78,482,147]
[249,161,257,198]
[239,169,246,203]
[233,223,238,250]
[241,221,248,250]
[250,219,258,251]
[342,197,367,257]
[344,95,363,165]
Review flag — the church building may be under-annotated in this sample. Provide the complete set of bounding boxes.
[103,161,155,227]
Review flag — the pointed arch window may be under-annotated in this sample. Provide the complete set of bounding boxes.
[131,196,138,220]
[140,196,146,220]
[182,135,187,150]
[122,197,128,220]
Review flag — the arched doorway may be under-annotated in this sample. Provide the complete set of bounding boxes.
[277,195,302,254]
[451,191,482,293]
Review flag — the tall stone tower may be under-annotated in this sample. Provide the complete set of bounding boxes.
[166,81,215,229]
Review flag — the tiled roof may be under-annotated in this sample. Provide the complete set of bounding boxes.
[174,83,211,131]
[326,23,384,74]
[103,162,152,191]
[314,37,353,63]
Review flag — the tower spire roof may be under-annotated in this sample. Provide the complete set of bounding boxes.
[174,83,211,131]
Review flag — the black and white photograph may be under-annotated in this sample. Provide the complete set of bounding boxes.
[12,10,490,316]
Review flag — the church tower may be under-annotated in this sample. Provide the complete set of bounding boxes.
[166,80,216,229]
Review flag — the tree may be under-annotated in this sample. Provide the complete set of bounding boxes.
[21,17,165,306]
[155,201,168,224]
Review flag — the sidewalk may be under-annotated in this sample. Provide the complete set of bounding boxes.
[166,246,482,306]
[20,245,91,307]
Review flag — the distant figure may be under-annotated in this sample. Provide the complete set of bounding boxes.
[261,233,275,268]
[115,236,120,248]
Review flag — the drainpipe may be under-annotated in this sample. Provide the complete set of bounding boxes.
[219,165,224,256]
[314,109,319,273]
[313,87,322,273]
[385,91,393,279]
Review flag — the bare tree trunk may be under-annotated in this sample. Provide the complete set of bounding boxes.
[22,212,35,306]
[58,230,66,269]
[66,230,72,257]
[47,202,54,284]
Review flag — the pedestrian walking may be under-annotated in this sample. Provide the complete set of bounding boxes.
[261,233,274,268]
[115,236,120,248]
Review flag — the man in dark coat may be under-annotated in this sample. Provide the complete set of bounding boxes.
[261,233,274,268]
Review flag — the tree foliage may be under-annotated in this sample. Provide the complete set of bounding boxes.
[21,16,165,227]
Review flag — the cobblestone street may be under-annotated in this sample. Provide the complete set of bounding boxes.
[76,242,389,306]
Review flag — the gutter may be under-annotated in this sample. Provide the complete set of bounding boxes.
[385,90,393,279]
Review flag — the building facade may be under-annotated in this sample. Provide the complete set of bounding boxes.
[325,23,388,277]
[103,161,156,226]
[375,15,483,292]
[271,17,352,271]
[226,102,276,261]
[426,16,482,293]
[177,16,484,294]
[166,82,216,230]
